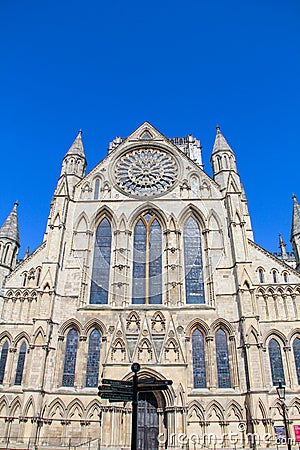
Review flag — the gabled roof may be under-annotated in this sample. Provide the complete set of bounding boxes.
[0,202,20,245]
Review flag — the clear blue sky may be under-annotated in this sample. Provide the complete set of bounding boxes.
[0,0,299,256]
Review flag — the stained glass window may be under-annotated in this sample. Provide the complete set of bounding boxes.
[90,218,112,304]
[86,329,101,387]
[293,338,300,385]
[14,342,26,385]
[192,329,206,388]
[269,339,285,385]
[132,214,162,304]
[184,217,205,304]
[216,329,231,388]
[0,341,9,384]
[62,329,78,387]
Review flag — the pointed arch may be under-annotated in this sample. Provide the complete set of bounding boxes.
[67,399,84,417]
[48,398,66,419]
[187,400,205,421]
[178,204,207,229]
[206,401,225,421]
[83,318,106,337]
[86,399,102,419]
[186,318,210,337]
[23,397,36,416]
[225,400,243,420]
[211,318,234,335]
[33,326,46,346]
[0,395,9,415]
[14,341,27,385]
[215,328,231,388]
[10,396,22,415]
[58,319,82,337]
[126,311,141,331]
[128,203,167,230]
[75,212,88,232]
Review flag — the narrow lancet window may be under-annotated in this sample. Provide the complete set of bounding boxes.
[216,329,231,388]
[132,213,162,304]
[62,329,78,387]
[14,342,26,385]
[86,329,101,387]
[90,218,112,304]
[0,341,9,384]
[192,329,206,388]
[293,338,300,385]
[269,338,285,385]
[184,217,205,304]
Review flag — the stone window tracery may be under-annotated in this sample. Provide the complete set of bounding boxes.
[132,213,162,304]
[90,218,112,304]
[114,148,178,197]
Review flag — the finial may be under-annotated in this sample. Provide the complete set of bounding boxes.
[13,201,19,209]
[292,193,297,202]
[216,125,221,133]
[78,129,82,136]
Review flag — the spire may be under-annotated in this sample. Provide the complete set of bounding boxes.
[212,126,234,155]
[64,130,85,158]
[24,246,30,259]
[291,194,300,238]
[278,233,287,259]
[0,202,20,245]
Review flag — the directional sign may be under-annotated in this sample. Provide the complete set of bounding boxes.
[138,379,172,386]
[100,392,133,401]
[138,377,157,384]
[137,384,169,392]
[102,379,133,387]
[99,384,133,393]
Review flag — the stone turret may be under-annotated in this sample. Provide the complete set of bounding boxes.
[291,194,300,272]
[210,126,239,190]
[0,202,20,286]
[59,130,87,192]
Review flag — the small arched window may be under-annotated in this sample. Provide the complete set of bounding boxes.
[184,217,205,304]
[36,268,41,287]
[14,342,27,385]
[86,329,101,387]
[283,272,288,283]
[90,218,112,304]
[62,329,78,387]
[216,329,231,388]
[269,338,285,385]
[272,270,277,283]
[0,341,9,384]
[23,273,27,287]
[132,213,162,304]
[258,269,264,284]
[192,329,206,388]
[293,338,300,385]
[3,245,10,264]
[94,179,100,200]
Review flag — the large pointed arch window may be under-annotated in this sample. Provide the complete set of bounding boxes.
[132,213,162,304]
[216,329,231,388]
[192,329,206,388]
[0,341,9,384]
[269,338,285,385]
[293,338,300,384]
[62,328,78,387]
[14,342,27,385]
[184,217,205,304]
[90,218,112,304]
[86,329,101,387]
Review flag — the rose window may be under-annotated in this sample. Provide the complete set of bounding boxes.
[114,148,178,197]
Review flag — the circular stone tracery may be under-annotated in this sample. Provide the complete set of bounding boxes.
[114,148,178,197]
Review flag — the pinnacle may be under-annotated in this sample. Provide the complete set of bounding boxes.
[291,194,300,237]
[212,126,234,155]
[65,130,86,158]
[0,202,20,245]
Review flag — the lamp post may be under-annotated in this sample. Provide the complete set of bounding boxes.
[276,380,292,450]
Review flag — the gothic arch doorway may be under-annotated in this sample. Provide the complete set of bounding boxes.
[137,392,159,450]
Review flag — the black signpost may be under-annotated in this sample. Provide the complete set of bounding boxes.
[98,363,173,450]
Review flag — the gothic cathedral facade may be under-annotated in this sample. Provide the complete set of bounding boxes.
[0,122,300,449]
